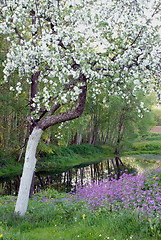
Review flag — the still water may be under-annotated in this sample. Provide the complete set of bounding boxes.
[33,154,161,193]
[1,154,161,195]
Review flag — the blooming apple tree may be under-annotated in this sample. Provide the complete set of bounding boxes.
[0,0,161,215]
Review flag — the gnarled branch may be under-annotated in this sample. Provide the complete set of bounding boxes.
[37,74,87,130]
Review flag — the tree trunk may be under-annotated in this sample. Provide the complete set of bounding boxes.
[17,121,28,162]
[15,127,43,216]
[15,75,87,216]
[77,130,82,145]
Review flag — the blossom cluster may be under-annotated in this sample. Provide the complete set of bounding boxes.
[0,0,161,115]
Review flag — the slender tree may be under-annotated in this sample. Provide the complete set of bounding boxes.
[0,0,161,215]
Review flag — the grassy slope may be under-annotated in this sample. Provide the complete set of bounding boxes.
[37,144,115,174]
[0,145,114,181]
[124,133,161,156]
[1,132,161,180]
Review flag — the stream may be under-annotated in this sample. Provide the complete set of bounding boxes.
[0,154,161,195]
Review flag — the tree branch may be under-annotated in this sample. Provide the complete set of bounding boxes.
[131,3,161,46]
[37,74,87,130]
[14,27,24,41]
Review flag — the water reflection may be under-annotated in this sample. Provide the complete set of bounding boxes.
[32,155,159,193]
[121,154,161,173]
[34,158,124,193]
[0,155,160,195]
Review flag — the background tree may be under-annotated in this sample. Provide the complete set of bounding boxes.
[59,89,154,152]
[152,105,161,126]
[0,33,30,167]
[103,93,155,154]
[0,0,161,216]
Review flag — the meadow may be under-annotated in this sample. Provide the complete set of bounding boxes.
[0,161,161,240]
[1,133,161,239]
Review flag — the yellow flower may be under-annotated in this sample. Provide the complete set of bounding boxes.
[82,214,85,219]
[0,234,3,238]
[153,176,156,179]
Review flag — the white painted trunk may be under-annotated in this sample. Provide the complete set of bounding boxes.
[15,127,43,216]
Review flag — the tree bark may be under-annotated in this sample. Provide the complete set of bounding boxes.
[15,75,87,216]
[15,127,43,216]
[38,82,87,130]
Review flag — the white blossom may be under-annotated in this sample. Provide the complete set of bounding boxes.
[140,102,144,108]
[0,0,160,115]
[9,86,14,91]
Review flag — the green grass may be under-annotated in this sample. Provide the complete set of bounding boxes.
[137,133,161,142]
[30,132,161,170]
[1,132,161,182]
[0,144,114,181]
[0,151,22,181]
[1,134,161,239]
[37,144,115,174]
[123,133,161,156]
[0,190,159,240]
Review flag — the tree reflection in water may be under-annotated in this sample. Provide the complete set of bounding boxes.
[0,157,138,195]
[33,157,137,193]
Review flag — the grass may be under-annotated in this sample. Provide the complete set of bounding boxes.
[124,132,161,156]
[0,151,22,182]
[0,144,114,181]
[1,132,161,181]
[37,144,114,171]
[2,214,152,240]
[1,163,161,240]
[1,133,161,239]
[0,198,158,240]
[37,133,161,173]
